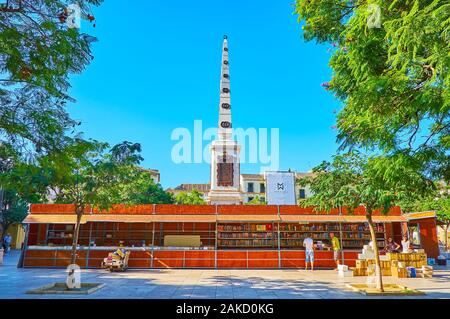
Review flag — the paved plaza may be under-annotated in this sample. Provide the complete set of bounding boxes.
[1,251,449,299]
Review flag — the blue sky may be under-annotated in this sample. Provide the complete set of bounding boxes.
[68,0,342,188]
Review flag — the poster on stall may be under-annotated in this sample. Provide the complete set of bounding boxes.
[265,171,296,205]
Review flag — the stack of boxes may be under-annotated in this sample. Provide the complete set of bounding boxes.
[352,248,430,278]
[338,264,354,277]
[420,266,434,278]
[354,245,391,276]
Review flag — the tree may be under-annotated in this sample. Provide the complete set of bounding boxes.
[0,189,28,241]
[35,138,143,270]
[0,143,46,240]
[295,0,450,181]
[0,0,102,157]
[299,151,431,291]
[121,168,175,204]
[175,190,206,205]
[245,195,267,205]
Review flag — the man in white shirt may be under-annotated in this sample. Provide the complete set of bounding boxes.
[303,236,315,271]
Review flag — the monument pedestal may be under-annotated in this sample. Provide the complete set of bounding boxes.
[207,189,242,205]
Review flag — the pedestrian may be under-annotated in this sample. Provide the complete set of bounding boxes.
[401,235,410,253]
[303,236,315,271]
[329,232,341,270]
[3,233,12,254]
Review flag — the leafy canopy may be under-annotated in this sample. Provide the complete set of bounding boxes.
[295,0,450,180]
[175,190,206,205]
[0,0,102,157]
[120,169,175,204]
[298,151,433,214]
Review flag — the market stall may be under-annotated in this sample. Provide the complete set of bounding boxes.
[20,204,439,269]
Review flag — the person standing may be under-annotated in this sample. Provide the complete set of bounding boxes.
[303,236,315,271]
[3,233,12,253]
[401,235,411,253]
[330,232,341,270]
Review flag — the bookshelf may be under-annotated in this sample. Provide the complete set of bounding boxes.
[279,222,386,250]
[217,223,277,248]
[217,222,386,250]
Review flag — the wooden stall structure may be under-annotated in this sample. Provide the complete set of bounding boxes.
[20,204,439,269]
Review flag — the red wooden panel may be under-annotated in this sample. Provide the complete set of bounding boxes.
[85,250,110,258]
[185,259,215,268]
[88,258,103,268]
[218,205,278,215]
[153,258,184,268]
[25,250,56,258]
[280,251,305,259]
[247,251,278,259]
[155,205,216,215]
[56,250,86,259]
[55,258,87,268]
[23,259,55,267]
[217,251,247,260]
[185,251,215,259]
[281,259,305,268]
[130,251,152,259]
[152,251,184,259]
[128,259,151,268]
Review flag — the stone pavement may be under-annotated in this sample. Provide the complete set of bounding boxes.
[1,250,449,299]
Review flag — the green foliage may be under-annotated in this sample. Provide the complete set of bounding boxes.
[298,151,433,214]
[245,195,267,205]
[0,0,103,157]
[295,0,450,180]
[120,169,175,204]
[175,190,206,205]
[38,138,144,211]
[0,189,28,237]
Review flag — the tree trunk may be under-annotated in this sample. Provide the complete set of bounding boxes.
[67,204,83,290]
[70,205,83,265]
[367,212,384,292]
[445,223,449,252]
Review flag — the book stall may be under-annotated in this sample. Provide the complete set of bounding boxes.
[20,204,439,269]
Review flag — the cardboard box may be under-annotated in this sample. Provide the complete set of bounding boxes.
[353,268,367,276]
[381,261,391,269]
[382,269,392,276]
[392,267,408,278]
[387,252,398,261]
[338,264,349,272]
[356,260,367,269]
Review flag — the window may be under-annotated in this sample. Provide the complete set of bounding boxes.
[260,183,265,193]
[247,183,254,193]
[248,196,254,202]
[299,189,306,199]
